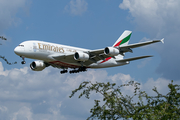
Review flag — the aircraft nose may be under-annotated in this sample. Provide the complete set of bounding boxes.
[14,46,21,55]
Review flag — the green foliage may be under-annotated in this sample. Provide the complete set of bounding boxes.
[70,80,180,120]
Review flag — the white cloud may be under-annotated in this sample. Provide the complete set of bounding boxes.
[119,0,180,80]
[64,0,88,16]
[0,62,176,119]
[0,0,31,33]
[119,0,180,37]
[137,58,151,68]
[0,63,109,119]
[109,73,132,84]
[0,62,9,76]
[142,78,170,96]
[0,106,8,112]
[12,106,33,120]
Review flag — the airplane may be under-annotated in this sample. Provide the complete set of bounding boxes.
[14,30,164,74]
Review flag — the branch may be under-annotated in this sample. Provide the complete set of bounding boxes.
[0,36,7,40]
[0,36,17,65]
[0,55,17,65]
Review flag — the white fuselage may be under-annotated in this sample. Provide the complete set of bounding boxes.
[14,40,127,69]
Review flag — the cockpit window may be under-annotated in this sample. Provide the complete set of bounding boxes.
[18,45,24,47]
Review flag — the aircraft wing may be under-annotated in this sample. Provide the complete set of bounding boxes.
[116,55,152,62]
[119,38,164,53]
[87,38,164,59]
[87,39,164,59]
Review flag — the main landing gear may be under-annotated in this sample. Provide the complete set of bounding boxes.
[69,67,87,74]
[60,70,68,74]
[20,56,26,64]
[60,67,87,74]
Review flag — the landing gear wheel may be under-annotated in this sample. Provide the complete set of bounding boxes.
[69,67,87,74]
[21,61,26,64]
[60,70,68,74]
[78,66,87,72]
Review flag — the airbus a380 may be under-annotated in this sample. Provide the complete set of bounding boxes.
[14,30,164,74]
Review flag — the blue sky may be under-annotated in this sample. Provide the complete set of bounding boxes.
[0,0,180,120]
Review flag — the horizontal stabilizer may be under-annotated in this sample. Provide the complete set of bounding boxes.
[116,55,153,62]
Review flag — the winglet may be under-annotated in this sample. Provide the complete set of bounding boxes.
[161,38,164,44]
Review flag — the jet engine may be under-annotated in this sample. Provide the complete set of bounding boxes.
[74,52,89,61]
[104,47,119,56]
[30,61,46,71]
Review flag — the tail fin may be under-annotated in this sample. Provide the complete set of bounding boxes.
[113,30,132,47]
[113,30,132,60]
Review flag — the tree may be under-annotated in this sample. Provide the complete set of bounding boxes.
[70,80,180,120]
[0,36,17,65]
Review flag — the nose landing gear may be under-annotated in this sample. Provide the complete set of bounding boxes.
[20,56,26,64]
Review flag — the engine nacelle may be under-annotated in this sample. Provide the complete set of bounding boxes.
[104,47,119,56]
[74,52,89,61]
[30,61,46,71]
